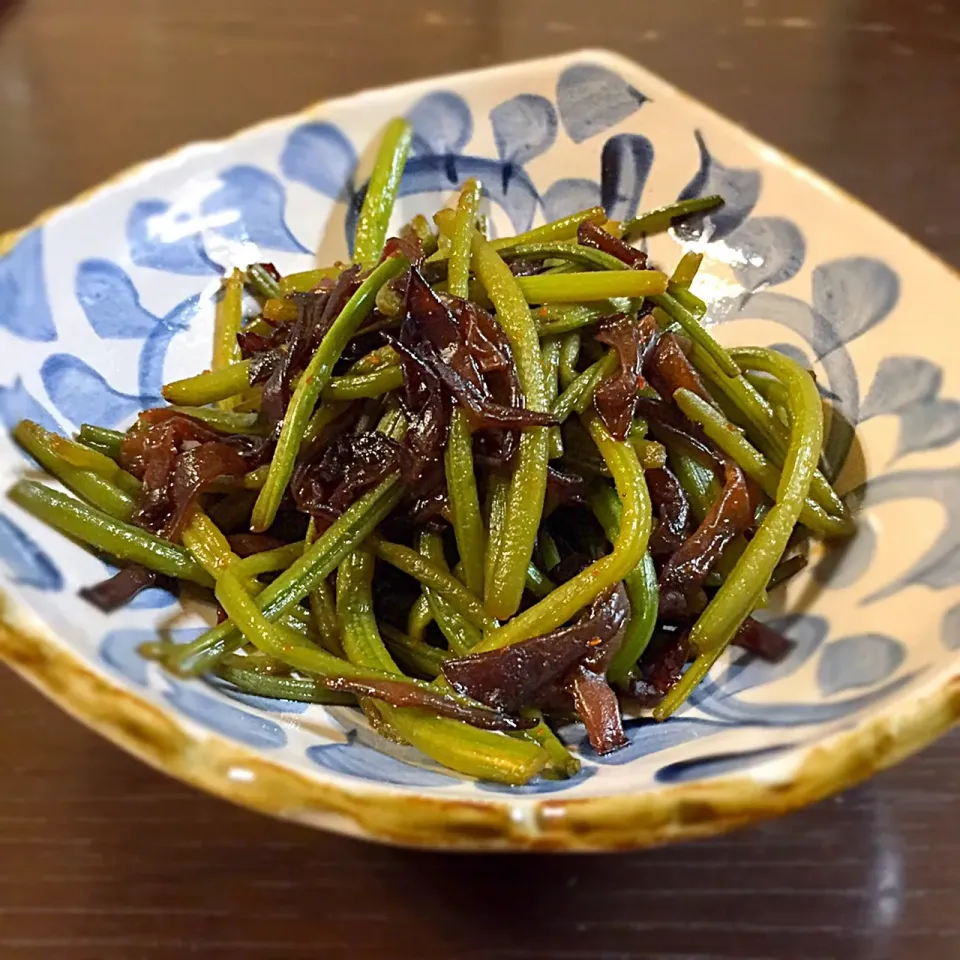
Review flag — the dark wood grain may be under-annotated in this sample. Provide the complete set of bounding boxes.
[1,1,959,958]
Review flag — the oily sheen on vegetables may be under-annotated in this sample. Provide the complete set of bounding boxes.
[9,118,853,785]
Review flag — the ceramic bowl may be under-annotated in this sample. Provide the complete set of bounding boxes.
[1,50,958,851]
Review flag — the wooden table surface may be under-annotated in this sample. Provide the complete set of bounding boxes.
[1,1,959,957]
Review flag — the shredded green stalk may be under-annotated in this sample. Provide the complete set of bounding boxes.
[472,233,551,621]
[476,415,650,652]
[212,269,244,409]
[353,118,413,266]
[334,552,547,784]
[622,195,725,240]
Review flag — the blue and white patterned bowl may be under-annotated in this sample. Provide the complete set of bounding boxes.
[2,50,958,850]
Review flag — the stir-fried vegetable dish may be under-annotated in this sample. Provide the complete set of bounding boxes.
[10,118,854,784]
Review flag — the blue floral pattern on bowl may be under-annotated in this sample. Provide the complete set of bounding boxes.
[0,51,957,833]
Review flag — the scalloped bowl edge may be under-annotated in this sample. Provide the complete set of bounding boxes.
[1,50,959,851]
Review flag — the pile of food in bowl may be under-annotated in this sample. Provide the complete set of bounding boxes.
[10,117,853,785]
